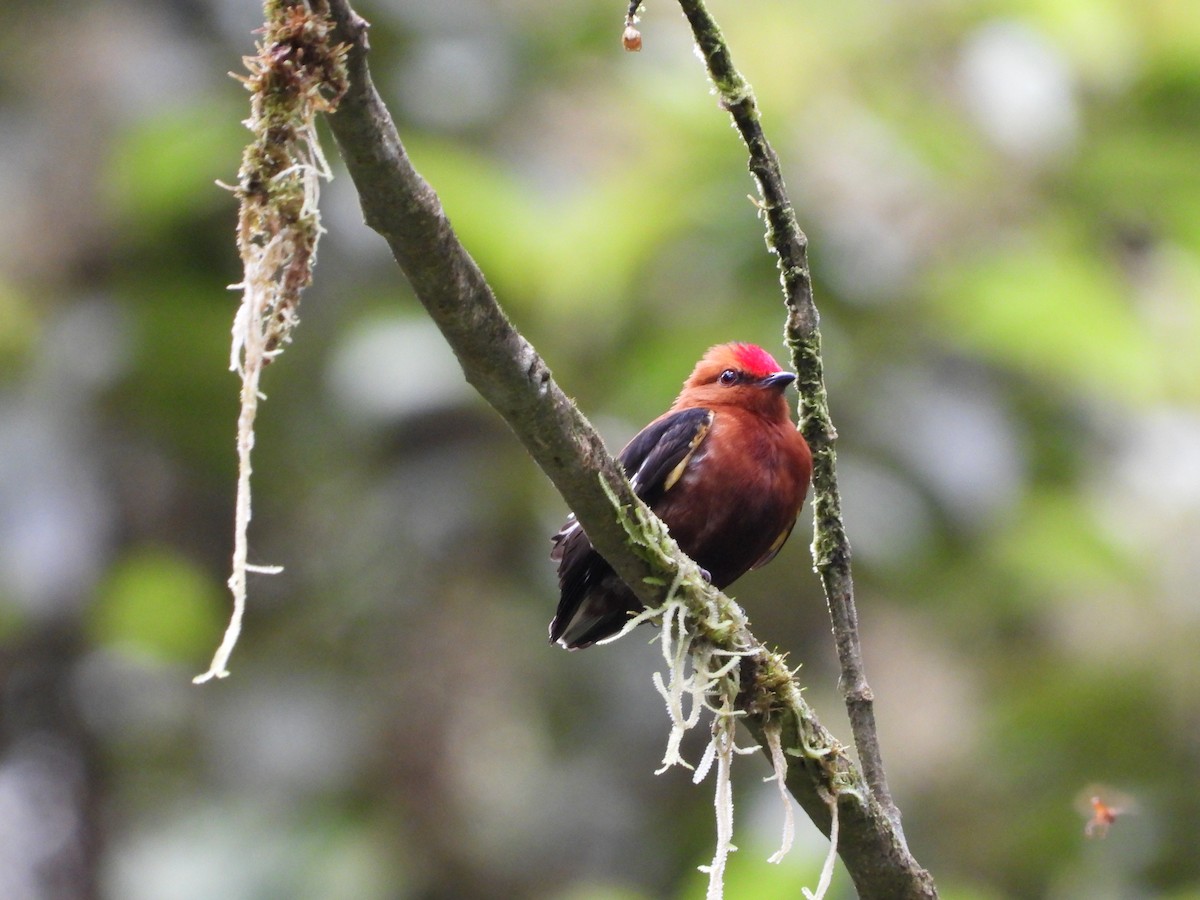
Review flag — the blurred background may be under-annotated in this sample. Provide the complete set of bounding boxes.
[2,0,1198,897]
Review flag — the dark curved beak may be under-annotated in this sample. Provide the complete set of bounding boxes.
[758,371,797,392]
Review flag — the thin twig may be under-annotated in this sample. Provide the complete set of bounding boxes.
[672,0,900,833]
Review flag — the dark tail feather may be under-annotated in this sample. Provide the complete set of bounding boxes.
[550,515,644,649]
[549,558,642,649]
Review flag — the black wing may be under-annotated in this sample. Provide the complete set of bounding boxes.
[549,407,713,648]
[619,407,714,503]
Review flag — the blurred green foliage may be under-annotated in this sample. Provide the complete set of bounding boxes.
[1,0,1198,898]
[90,546,226,662]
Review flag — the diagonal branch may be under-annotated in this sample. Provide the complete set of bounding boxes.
[319,1,935,896]
[312,2,658,606]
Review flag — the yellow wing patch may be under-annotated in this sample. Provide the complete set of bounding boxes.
[662,414,713,493]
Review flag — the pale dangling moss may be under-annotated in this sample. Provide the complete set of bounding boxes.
[195,1,347,684]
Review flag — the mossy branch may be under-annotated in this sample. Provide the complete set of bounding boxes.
[671,0,899,832]
[314,0,936,895]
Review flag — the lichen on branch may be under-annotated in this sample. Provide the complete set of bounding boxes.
[598,474,856,899]
[195,0,348,684]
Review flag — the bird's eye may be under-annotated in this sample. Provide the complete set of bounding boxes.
[718,369,739,386]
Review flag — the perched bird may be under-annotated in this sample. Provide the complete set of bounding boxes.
[550,342,813,649]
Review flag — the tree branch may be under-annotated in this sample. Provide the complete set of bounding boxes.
[318,1,935,895]
[672,0,900,836]
[314,3,663,610]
